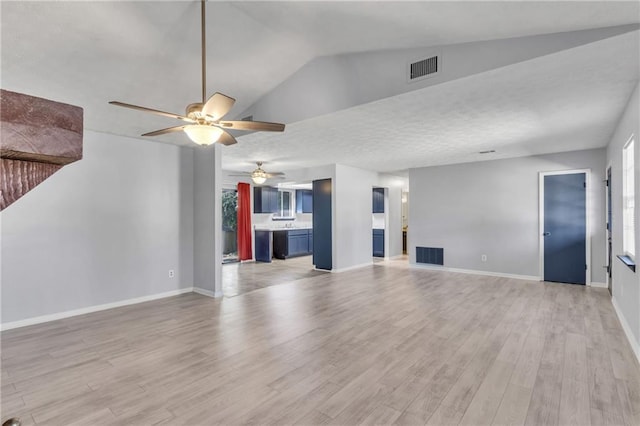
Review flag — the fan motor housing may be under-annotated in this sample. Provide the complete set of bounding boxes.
[186,103,205,119]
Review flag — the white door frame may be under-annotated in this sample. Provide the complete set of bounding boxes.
[539,169,592,286]
[605,163,612,292]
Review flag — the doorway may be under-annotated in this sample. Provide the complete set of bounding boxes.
[222,189,238,263]
[539,170,589,285]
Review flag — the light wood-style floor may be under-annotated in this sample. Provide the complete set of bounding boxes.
[222,255,324,297]
[2,261,639,425]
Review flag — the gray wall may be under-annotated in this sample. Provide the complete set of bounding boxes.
[0,130,195,324]
[409,148,606,282]
[606,82,640,348]
[238,25,637,124]
[193,144,223,296]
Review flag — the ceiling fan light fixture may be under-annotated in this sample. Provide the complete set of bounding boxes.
[251,169,268,184]
[184,125,223,146]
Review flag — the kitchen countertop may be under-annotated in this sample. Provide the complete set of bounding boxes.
[255,226,313,232]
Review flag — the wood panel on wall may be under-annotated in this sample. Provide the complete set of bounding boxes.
[0,89,83,210]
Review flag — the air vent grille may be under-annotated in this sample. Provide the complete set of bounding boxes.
[410,56,438,80]
[416,247,444,265]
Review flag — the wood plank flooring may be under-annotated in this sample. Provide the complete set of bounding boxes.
[222,255,324,297]
[2,261,639,425]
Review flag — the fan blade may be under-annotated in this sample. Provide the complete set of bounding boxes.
[265,172,285,177]
[217,130,237,146]
[202,93,235,120]
[228,173,251,177]
[218,120,285,132]
[142,126,186,137]
[109,101,194,122]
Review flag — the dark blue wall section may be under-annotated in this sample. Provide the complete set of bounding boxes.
[313,179,332,270]
[544,173,586,284]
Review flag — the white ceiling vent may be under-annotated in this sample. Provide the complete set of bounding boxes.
[408,55,440,83]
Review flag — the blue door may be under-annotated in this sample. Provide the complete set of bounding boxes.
[543,173,586,285]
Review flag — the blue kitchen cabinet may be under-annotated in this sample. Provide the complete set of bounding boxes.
[273,229,313,259]
[255,230,273,262]
[372,188,385,213]
[254,186,278,213]
[295,190,313,213]
[373,229,385,257]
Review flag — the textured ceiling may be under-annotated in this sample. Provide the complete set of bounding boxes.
[226,31,639,173]
[1,1,639,173]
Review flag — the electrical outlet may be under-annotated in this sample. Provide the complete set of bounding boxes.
[481,255,487,262]
[168,269,175,278]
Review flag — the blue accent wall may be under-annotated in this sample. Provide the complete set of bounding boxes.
[313,179,332,270]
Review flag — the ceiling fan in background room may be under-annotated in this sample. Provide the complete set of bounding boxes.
[109,0,285,146]
[230,162,285,184]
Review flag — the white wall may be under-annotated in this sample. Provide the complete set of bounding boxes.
[0,130,194,324]
[606,82,640,357]
[409,148,606,282]
[333,165,377,270]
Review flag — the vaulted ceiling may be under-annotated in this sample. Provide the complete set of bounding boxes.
[2,1,639,174]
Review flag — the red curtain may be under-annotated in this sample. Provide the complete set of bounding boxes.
[237,182,253,261]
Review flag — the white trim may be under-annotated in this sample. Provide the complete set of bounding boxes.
[539,169,592,286]
[329,262,373,273]
[605,162,612,293]
[1,287,194,331]
[612,296,640,365]
[590,282,608,288]
[622,135,636,260]
[389,254,407,260]
[193,287,222,298]
[410,263,539,282]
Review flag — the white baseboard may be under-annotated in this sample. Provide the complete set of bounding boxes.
[193,287,222,298]
[410,263,540,282]
[331,261,374,273]
[389,254,407,260]
[611,296,640,365]
[589,281,608,288]
[1,287,194,331]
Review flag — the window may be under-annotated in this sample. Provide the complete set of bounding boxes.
[623,136,635,258]
[275,190,293,217]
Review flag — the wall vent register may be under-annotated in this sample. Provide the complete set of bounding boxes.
[409,55,439,81]
[416,247,444,265]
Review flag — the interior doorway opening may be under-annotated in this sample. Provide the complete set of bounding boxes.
[222,188,238,264]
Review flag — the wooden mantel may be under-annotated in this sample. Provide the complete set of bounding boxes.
[0,89,83,211]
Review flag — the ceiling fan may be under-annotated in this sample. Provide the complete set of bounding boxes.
[109,0,285,146]
[230,162,285,184]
